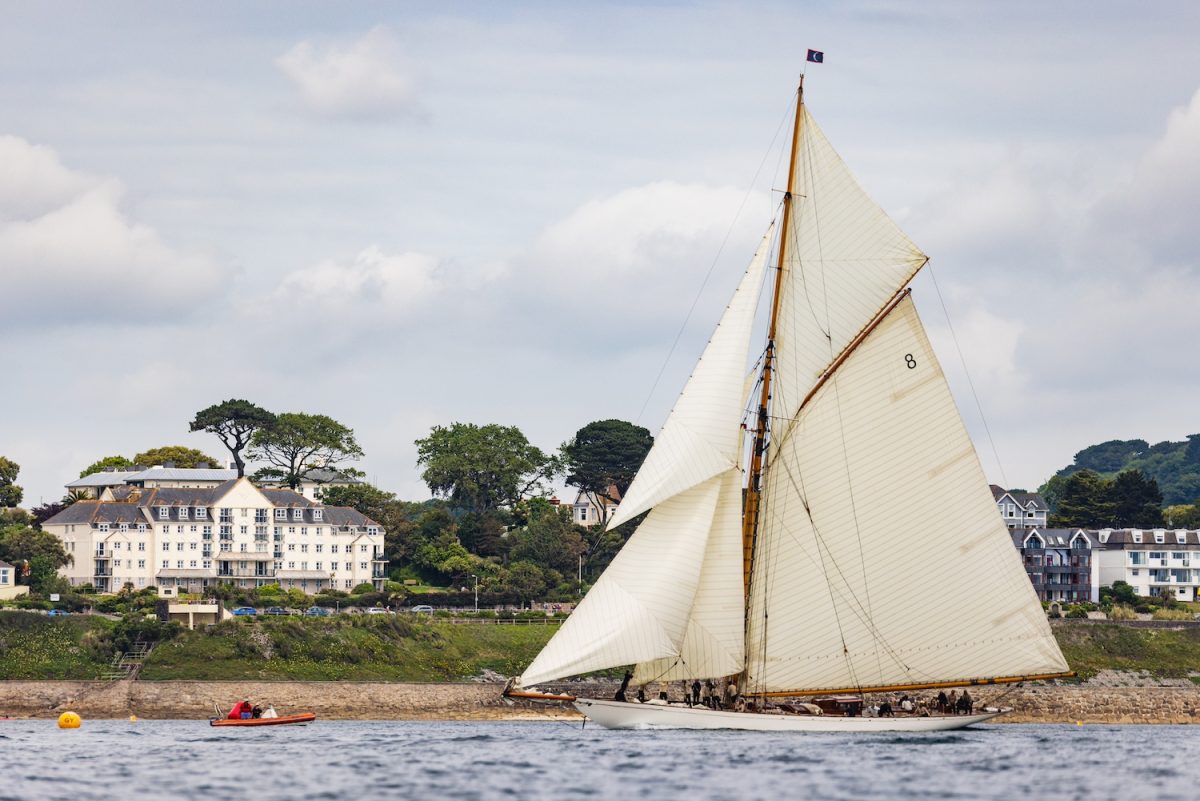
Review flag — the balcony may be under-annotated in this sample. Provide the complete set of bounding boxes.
[216,568,275,578]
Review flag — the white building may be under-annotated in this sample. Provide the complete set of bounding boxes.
[0,560,29,600]
[42,477,386,596]
[67,464,237,499]
[255,468,362,501]
[1095,528,1200,602]
[991,485,1049,531]
[559,487,621,528]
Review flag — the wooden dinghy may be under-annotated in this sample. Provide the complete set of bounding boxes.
[210,713,316,727]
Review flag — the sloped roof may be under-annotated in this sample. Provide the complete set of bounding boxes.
[258,469,361,485]
[321,506,378,527]
[990,485,1047,510]
[127,467,237,482]
[42,502,145,526]
[66,471,140,488]
[260,489,317,508]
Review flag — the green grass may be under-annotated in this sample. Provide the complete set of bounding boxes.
[0,611,116,679]
[1055,622,1200,680]
[138,617,556,681]
[9,611,1200,685]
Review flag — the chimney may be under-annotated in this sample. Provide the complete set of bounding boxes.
[164,461,175,469]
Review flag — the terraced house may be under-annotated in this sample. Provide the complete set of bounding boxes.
[42,477,386,595]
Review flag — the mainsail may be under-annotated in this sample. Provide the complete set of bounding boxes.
[516,82,1069,695]
[745,295,1067,694]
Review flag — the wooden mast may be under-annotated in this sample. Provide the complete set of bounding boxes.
[740,76,804,597]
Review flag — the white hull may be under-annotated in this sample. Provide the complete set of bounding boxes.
[574,698,1004,732]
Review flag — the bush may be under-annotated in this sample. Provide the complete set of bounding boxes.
[1152,608,1195,621]
[1108,605,1137,620]
[1065,605,1089,619]
[1134,604,1153,614]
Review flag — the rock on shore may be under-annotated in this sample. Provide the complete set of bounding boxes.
[3,681,1200,724]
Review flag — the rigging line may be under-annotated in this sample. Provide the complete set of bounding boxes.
[925,261,1010,490]
[633,96,798,426]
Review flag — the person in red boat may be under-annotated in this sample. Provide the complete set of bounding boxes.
[227,700,252,719]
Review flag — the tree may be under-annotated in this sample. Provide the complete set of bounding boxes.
[1110,470,1164,528]
[415,423,559,513]
[561,419,653,526]
[0,524,71,587]
[189,399,276,478]
[79,455,134,478]
[320,483,396,516]
[248,412,364,490]
[508,500,585,575]
[1048,470,1113,527]
[133,445,220,469]
[0,457,22,508]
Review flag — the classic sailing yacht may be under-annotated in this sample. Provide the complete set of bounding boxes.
[506,76,1071,731]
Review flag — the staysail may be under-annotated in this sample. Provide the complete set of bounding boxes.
[605,225,775,530]
[744,296,1068,694]
[516,225,773,688]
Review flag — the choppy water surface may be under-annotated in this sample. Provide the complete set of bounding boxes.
[2,720,1198,801]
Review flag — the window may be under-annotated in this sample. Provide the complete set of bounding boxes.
[360,545,368,553]
[1172,552,1187,560]
[367,526,379,536]
[345,580,353,589]
[240,525,248,535]
[315,527,324,536]
[162,542,170,552]
[316,561,322,570]
[177,526,184,534]
[175,542,184,552]
[331,544,339,553]
[190,542,197,550]
[240,543,248,552]
[255,510,267,523]
[137,524,146,532]
[197,507,207,519]
[360,562,368,570]
[1150,552,1165,560]
[190,560,197,568]
[315,544,323,553]
[1130,552,1146,565]
[98,523,110,533]
[176,560,184,569]
[119,523,129,532]
[288,544,296,552]
[203,560,211,569]
[275,508,287,520]
[138,542,145,552]
[313,509,323,521]
[293,508,304,521]
[158,507,169,519]
[301,544,309,553]
[288,562,296,569]
[179,507,189,520]
[1155,533,1166,544]
[301,562,309,570]
[288,527,296,535]
[138,560,145,569]
[162,560,169,568]
[345,562,352,572]
[274,527,281,536]
[1132,533,1143,543]
[301,527,308,536]
[1178,533,1187,544]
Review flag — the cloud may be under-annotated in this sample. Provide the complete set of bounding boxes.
[508,181,772,347]
[0,136,229,327]
[276,26,422,119]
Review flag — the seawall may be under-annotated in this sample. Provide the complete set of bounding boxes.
[3,681,1200,723]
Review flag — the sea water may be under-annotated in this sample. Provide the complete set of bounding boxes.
[2,720,1198,801]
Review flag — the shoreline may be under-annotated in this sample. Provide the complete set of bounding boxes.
[2,681,1200,724]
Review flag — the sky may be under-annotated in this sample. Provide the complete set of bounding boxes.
[2,0,1199,506]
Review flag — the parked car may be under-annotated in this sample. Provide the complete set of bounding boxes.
[265,606,288,616]
[231,607,257,616]
[410,605,434,613]
[304,607,331,617]
[46,609,69,617]
[365,607,389,615]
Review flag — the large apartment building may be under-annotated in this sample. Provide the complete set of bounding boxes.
[42,477,386,595]
[1009,528,1097,603]
[1094,528,1200,602]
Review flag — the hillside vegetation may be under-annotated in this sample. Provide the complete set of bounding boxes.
[7,613,1200,684]
[1046,436,1200,506]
